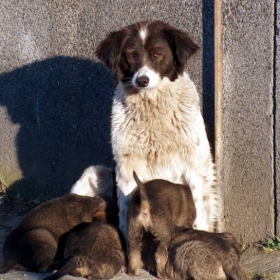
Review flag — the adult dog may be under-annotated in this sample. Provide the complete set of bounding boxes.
[95,20,218,236]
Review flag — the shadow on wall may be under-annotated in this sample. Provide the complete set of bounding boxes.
[0,56,114,200]
[202,0,215,153]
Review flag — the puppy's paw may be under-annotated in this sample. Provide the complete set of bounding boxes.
[127,266,141,277]
[156,270,169,280]
[120,264,127,273]
[128,259,142,276]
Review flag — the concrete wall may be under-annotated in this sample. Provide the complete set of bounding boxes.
[0,1,278,243]
[276,0,280,236]
[222,1,276,241]
[0,1,206,198]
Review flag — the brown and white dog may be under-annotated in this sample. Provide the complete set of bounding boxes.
[91,21,219,237]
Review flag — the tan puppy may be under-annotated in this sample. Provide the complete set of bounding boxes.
[166,228,245,280]
[0,194,113,273]
[127,171,196,278]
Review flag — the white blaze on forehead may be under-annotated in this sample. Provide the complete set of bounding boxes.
[132,65,161,89]
[139,28,147,43]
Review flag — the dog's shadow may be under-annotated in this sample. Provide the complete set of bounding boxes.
[0,56,114,200]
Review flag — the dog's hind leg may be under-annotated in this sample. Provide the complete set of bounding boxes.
[223,262,245,280]
[155,242,168,280]
[19,229,57,272]
[127,221,144,276]
[0,260,16,273]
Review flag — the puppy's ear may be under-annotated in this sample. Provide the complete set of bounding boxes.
[95,30,124,76]
[164,27,199,71]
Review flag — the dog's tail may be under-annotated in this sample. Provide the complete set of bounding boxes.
[0,260,15,274]
[43,256,88,280]
[70,165,115,198]
[133,171,148,202]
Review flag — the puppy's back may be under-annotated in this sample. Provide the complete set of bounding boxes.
[18,194,107,235]
[132,172,196,229]
[44,219,125,280]
[167,229,244,280]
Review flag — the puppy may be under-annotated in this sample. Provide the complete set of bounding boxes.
[0,194,114,273]
[95,20,219,237]
[166,228,245,280]
[43,218,125,280]
[127,171,196,278]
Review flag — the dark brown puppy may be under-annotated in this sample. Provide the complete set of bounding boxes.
[0,194,113,273]
[128,171,196,278]
[44,218,125,280]
[166,228,245,280]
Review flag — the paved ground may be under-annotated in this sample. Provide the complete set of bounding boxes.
[0,207,280,280]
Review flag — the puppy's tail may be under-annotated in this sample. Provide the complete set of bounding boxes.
[133,171,148,202]
[0,261,15,274]
[43,256,88,280]
[70,165,115,198]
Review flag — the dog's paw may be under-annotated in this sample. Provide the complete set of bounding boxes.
[127,267,141,277]
[156,271,169,280]
[119,264,127,273]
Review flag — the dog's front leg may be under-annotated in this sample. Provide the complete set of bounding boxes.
[117,189,130,238]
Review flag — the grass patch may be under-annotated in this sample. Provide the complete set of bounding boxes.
[245,271,278,280]
[261,237,280,252]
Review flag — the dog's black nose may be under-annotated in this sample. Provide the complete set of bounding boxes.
[136,76,149,87]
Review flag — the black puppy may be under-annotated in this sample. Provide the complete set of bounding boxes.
[166,228,245,280]
[0,194,113,273]
[44,218,125,280]
[128,171,196,278]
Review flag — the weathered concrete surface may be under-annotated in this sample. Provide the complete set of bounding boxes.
[0,270,157,280]
[222,1,275,242]
[276,0,280,237]
[1,211,280,280]
[0,0,205,200]
[243,248,280,275]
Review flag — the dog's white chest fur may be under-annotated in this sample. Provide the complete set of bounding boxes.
[112,74,212,192]
[112,73,218,233]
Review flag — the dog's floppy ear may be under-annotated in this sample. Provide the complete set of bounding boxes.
[164,26,199,71]
[95,30,124,76]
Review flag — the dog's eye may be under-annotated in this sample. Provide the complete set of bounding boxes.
[126,51,137,62]
[153,52,162,58]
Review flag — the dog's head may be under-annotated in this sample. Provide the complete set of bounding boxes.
[95,21,199,91]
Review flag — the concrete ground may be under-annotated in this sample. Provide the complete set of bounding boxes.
[0,208,280,280]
